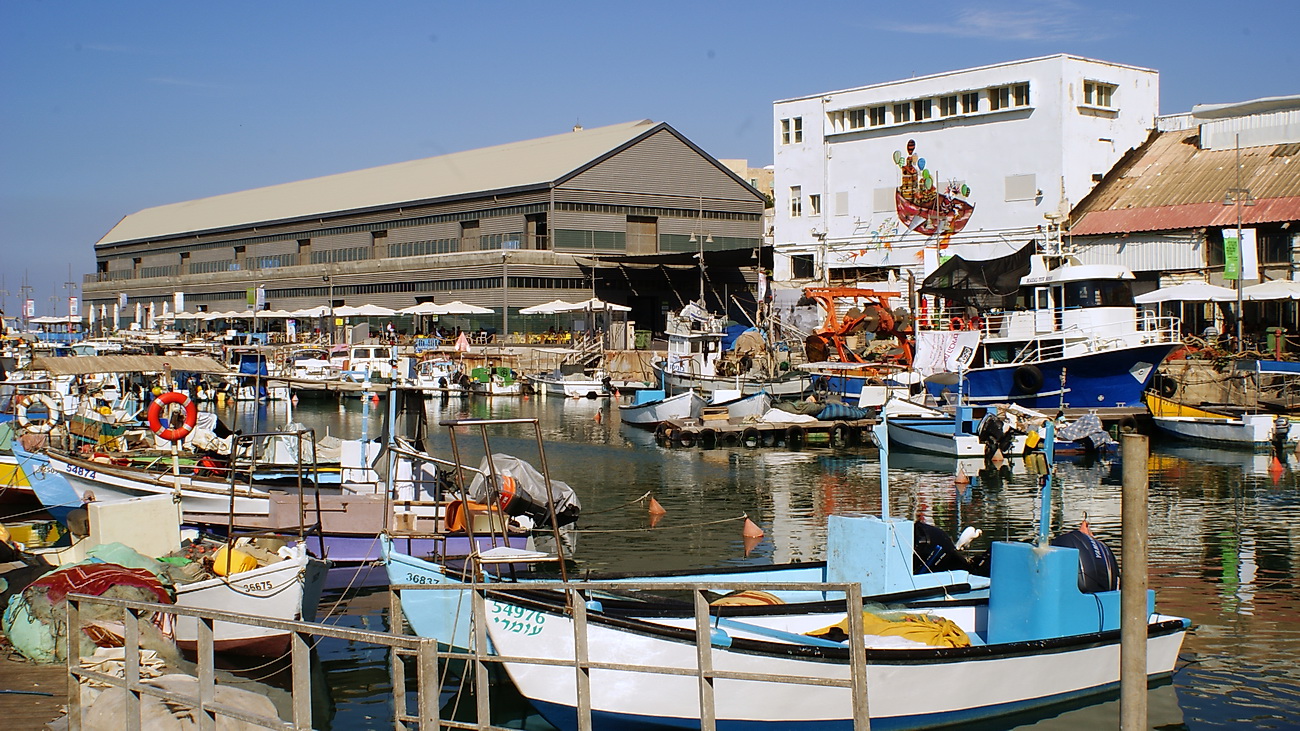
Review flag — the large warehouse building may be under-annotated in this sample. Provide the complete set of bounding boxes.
[84,120,767,338]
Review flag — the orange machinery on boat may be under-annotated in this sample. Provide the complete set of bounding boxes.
[801,287,914,367]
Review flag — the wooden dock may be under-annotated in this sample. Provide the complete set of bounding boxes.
[654,416,878,449]
[0,651,67,730]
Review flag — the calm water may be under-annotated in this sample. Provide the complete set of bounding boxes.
[227,394,1300,729]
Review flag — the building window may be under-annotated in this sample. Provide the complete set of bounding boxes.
[989,86,1011,111]
[847,108,866,130]
[809,194,822,216]
[790,186,802,217]
[869,106,886,126]
[938,96,958,117]
[892,102,911,123]
[1013,83,1030,107]
[961,91,979,113]
[780,117,803,143]
[1083,80,1116,108]
[791,255,815,279]
[913,99,932,121]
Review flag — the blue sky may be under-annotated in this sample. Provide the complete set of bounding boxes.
[2,0,1295,315]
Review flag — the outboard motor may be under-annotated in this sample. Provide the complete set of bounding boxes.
[913,522,987,575]
[1271,416,1290,458]
[1050,528,1118,593]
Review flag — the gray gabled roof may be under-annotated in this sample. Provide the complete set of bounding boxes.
[98,120,660,247]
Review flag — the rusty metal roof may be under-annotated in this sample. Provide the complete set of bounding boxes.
[1069,129,1300,236]
[32,355,229,376]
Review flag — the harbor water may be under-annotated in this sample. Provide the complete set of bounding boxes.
[226,393,1299,729]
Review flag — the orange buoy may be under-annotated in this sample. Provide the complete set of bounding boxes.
[594,411,603,423]
[648,497,667,516]
[990,449,1004,464]
[954,467,970,485]
[742,518,765,538]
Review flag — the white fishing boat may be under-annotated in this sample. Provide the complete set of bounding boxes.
[887,403,1034,458]
[528,368,612,399]
[484,533,1187,730]
[1146,392,1298,451]
[617,389,706,428]
[652,303,807,398]
[412,357,469,396]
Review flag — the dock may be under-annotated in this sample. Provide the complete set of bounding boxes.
[655,416,878,449]
[0,651,67,730]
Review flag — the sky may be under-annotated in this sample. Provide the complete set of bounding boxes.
[2,0,1296,316]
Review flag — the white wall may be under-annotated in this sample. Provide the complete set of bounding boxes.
[771,54,1158,283]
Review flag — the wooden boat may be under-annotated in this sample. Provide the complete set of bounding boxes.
[1146,392,1298,450]
[617,389,706,428]
[484,535,1187,730]
[886,403,1032,458]
[528,369,613,399]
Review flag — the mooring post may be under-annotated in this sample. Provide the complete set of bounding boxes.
[1120,431,1149,729]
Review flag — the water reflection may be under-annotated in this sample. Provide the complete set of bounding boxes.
[236,395,1299,729]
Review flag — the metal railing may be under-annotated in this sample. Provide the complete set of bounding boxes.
[64,593,441,731]
[387,578,873,731]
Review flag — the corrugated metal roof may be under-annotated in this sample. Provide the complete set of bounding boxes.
[32,355,229,375]
[98,120,660,246]
[1070,128,1300,235]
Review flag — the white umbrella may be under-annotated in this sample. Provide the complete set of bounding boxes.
[519,299,579,315]
[1134,282,1237,304]
[255,309,297,319]
[399,302,445,316]
[437,301,494,315]
[335,304,397,317]
[571,297,631,312]
[290,305,332,317]
[1242,280,1300,301]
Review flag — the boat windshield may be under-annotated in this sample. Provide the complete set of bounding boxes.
[1063,280,1133,309]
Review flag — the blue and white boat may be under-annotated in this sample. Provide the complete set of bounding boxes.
[914,244,1180,410]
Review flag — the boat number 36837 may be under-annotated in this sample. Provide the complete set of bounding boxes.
[490,602,545,635]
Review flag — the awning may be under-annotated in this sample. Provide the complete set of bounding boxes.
[32,355,229,376]
[1134,282,1237,303]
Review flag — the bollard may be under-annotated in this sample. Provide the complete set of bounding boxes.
[1120,432,1149,729]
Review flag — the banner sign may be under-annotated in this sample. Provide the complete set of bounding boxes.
[69,296,79,317]
[174,291,184,313]
[1223,228,1258,281]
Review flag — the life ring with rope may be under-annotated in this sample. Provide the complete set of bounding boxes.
[15,393,62,433]
[148,391,198,442]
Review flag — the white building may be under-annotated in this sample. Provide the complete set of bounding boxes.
[770,54,1159,291]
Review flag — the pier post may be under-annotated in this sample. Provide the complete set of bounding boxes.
[1120,432,1149,729]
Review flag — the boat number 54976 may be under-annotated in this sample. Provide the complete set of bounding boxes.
[490,603,545,635]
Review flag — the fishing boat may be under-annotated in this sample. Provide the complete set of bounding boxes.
[412,357,470,396]
[468,365,525,396]
[617,389,706,428]
[913,239,1180,410]
[527,368,613,399]
[651,303,808,398]
[886,402,1035,459]
[1146,391,1298,451]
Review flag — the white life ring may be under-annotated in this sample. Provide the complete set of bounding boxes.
[15,393,63,433]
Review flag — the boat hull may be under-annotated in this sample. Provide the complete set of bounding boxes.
[488,596,1186,731]
[923,343,1176,409]
[654,365,808,398]
[887,418,1028,458]
[618,392,706,428]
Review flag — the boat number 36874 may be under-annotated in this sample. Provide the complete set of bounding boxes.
[490,602,545,635]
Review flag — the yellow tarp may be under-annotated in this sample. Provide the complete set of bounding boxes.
[807,611,971,648]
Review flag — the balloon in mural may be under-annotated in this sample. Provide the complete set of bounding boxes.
[917,157,926,171]
[893,150,904,166]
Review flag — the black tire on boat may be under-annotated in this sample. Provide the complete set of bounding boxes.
[1118,415,1139,434]
[699,428,719,449]
[678,429,698,448]
[654,422,672,446]
[1013,365,1044,394]
[720,430,740,447]
[785,425,806,450]
[1155,373,1177,398]
[661,425,681,447]
[830,422,852,448]
[855,426,874,447]
[741,426,761,448]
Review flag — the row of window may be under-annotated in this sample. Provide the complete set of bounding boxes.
[311,247,374,264]
[388,238,459,258]
[555,202,761,223]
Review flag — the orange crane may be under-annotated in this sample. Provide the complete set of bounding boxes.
[801,287,913,366]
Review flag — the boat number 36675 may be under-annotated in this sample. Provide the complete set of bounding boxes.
[490,602,545,635]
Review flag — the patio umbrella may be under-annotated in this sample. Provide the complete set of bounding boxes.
[255,309,297,319]
[1242,280,1300,301]
[1134,282,1236,303]
[571,297,631,312]
[398,302,445,316]
[335,304,397,317]
[290,305,332,317]
[519,299,579,315]
[455,332,471,352]
[437,301,495,315]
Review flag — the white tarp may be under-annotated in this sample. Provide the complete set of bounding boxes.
[912,329,981,378]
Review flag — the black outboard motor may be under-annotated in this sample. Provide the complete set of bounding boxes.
[1271,416,1290,459]
[913,522,988,576]
[1050,528,1119,593]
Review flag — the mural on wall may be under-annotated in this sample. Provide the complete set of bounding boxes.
[893,139,974,242]
[844,216,902,261]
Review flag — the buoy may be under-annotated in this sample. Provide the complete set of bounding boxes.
[594,411,603,423]
[291,395,299,404]
[614,389,621,398]
[1079,519,1093,536]
[742,518,764,538]
[648,497,666,516]
[991,449,1004,464]
[954,467,970,485]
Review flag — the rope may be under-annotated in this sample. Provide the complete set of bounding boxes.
[569,513,750,534]
[579,490,654,517]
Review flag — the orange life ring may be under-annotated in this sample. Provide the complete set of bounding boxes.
[148,391,198,442]
[950,317,964,331]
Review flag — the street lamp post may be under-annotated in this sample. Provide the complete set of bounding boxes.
[688,195,713,308]
[1223,134,1255,351]
[323,275,334,344]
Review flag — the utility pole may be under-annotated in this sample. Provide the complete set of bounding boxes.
[63,264,79,335]
[19,273,33,332]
